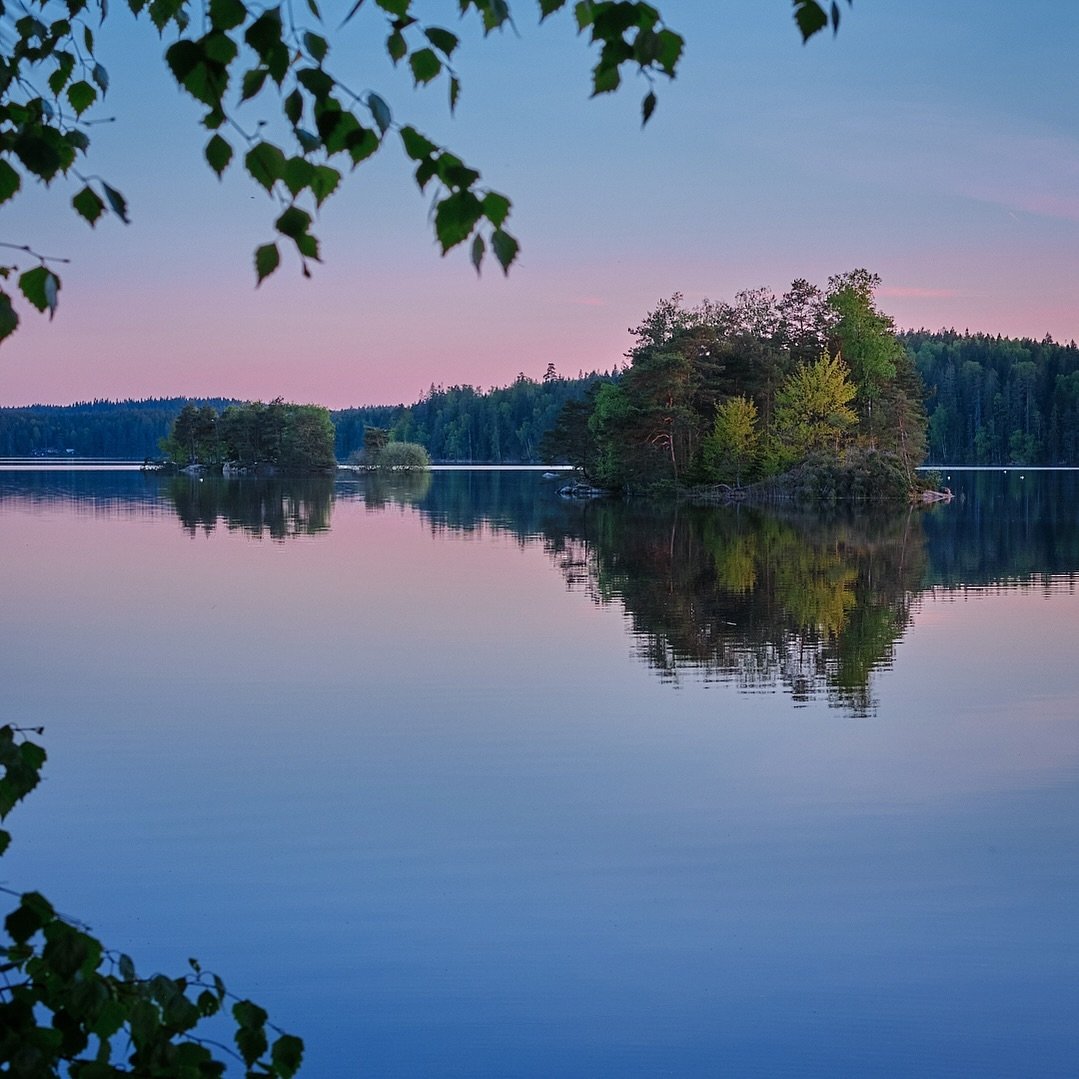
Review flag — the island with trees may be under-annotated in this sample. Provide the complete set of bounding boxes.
[158,398,336,474]
[543,269,933,502]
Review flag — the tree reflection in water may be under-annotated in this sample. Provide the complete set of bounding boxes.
[166,475,335,539]
[543,501,927,716]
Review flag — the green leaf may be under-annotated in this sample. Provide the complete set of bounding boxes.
[204,133,232,176]
[197,989,220,1016]
[92,62,109,92]
[66,129,90,154]
[386,29,407,64]
[449,74,460,113]
[271,1034,305,1078]
[284,88,303,125]
[67,79,97,115]
[592,61,619,95]
[48,52,76,95]
[434,190,483,253]
[414,156,437,190]
[310,164,340,206]
[19,266,61,319]
[236,1025,269,1067]
[240,67,267,101]
[345,127,379,164]
[409,47,441,85]
[282,156,313,196]
[274,205,312,240]
[424,27,458,56]
[303,30,328,62]
[83,24,94,51]
[256,242,281,285]
[88,996,124,1039]
[245,7,283,56]
[241,67,269,101]
[539,0,565,16]
[295,231,319,260]
[400,125,436,160]
[118,953,136,980]
[0,160,21,204]
[165,39,202,83]
[434,153,479,189]
[129,998,159,1049]
[470,232,484,274]
[481,191,510,227]
[208,0,246,30]
[654,28,683,73]
[245,141,286,191]
[491,227,519,274]
[296,66,334,98]
[367,92,391,134]
[374,0,409,15]
[203,30,238,65]
[72,184,106,224]
[101,182,129,223]
[0,293,17,345]
[306,0,321,17]
[12,132,63,180]
[6,891,55,943]
[793,0,828,41]
[641,89,656,126]
[295,127,320,152]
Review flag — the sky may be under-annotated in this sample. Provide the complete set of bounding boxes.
[1,0,1077,408]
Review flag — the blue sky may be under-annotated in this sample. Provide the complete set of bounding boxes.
[2,0,1077,407]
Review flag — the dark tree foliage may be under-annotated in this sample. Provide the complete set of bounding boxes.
[560,271,929,493]
[1,725,304,1077]
[162,398,336,471]
[908,330,1079,465]
[0,398,238,457]
[167,475,334,537]
[334,370,615,462]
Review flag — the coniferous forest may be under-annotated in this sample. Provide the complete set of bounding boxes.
[2,317,1077,469]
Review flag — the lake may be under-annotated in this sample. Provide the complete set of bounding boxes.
[1,466,1077,1076]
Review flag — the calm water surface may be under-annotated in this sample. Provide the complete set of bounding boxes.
[1,468,1077,1076]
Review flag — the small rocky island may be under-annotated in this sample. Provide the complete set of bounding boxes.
[153,399,337,475]
[542,270,939,505]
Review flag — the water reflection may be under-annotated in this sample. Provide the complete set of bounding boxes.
[923,469,1079,588]
[0,468,167,516]
[542,503,925,715]
[3,466,1077,711]
[166,476,334,539]
[345,468,433,508]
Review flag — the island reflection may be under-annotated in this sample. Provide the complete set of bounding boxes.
[5,466,1076,714]
[544,501,924,715]
[166,475,335,539]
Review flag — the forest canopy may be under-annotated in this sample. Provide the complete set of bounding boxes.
[7,327,1079,469]
[543,269,930,496]
[160,398,336,471]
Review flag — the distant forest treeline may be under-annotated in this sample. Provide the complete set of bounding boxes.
[332,369,615,462]
[4,331,1079,464]
[0,398,239,458]
[907,330,1079,464]
[0,370,615,462]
